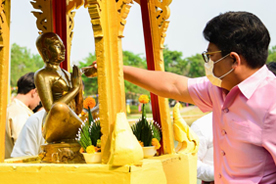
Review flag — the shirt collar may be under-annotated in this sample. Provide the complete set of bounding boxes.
[13,98,34,115]
[237,65,269,99]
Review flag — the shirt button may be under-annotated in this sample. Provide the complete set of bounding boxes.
[223,108,229,113]
[221,150,225,156]
[219,174,222,178]
[221,129,227,135]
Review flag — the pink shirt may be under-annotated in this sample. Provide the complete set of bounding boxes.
[188,65,276,184]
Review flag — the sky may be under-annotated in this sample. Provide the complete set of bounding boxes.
[10,0,276,66]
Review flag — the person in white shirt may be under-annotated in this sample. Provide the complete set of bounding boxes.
[5,72,41,159]
[190,112,214,184]
[11,109,45,157]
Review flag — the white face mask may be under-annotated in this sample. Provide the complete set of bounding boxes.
[204,54,234,87]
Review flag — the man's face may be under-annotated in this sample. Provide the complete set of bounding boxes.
[207,43,233,78]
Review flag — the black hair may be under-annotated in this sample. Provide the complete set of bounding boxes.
[267,62,276,76]
[203,11,270,68]
[17,72,36,94]
[33,101,43,113]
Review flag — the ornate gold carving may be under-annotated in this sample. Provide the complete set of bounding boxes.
[116,0,133,38]
[40,143,85,163]
[0,0,10,162]
[67,0,84,13]
[30,0,53,33]
[87,0,103,38]
[66,10,76,67]
[147,0,174,154]
[0,2,4,45]
[151,0,171,49]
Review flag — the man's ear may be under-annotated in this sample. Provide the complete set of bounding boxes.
[230,52,240,68]
[30,88,37,98]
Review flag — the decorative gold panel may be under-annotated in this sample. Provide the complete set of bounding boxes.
[87,0,133,164]
[0,0,10,162]
[147,0,174,154]
[30,0,53,33]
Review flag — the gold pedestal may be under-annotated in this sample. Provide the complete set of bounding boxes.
[2,154,197,184]
[39,142,85,163]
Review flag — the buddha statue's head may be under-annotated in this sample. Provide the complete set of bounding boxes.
[36,32,66,64]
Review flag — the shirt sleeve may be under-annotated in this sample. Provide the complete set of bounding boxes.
[10,114,29,142]
[188,77,214,112]
[262,103,276,164]
[11,116,40,157]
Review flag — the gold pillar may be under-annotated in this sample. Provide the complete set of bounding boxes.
[147,0,174,154]
[0,0,11,162]
[87,0,132,163]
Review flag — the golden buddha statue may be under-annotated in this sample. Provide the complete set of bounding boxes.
[34,32,83,143]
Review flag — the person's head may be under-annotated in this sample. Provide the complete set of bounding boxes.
[267,62,276,76]
[36,32,65,64]
[17,72,41,110]
[203,11,270,69]
[17,72,36,94]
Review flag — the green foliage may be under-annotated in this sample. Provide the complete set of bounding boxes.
[151,122,161,142]
[76,122,92,151]
[89,120,102,147]
[267,46,276,63]
[163,46,188,75]
[123,51,149,98]
[123,51,147,68]
[130,105,139,114]
[132,117,152,146]
[77,53,98,96]
[10,43,44,87]
[144,103,151,113]
[76,119,102,151]
[185,54,205,77]
[131,104,161,146]
[163,46,205,77]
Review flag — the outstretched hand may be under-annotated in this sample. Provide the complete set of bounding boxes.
[92,61,97,69]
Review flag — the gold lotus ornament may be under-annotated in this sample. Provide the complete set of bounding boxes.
[173,102,199,154]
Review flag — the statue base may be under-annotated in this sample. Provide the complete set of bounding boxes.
[39,142,85,163]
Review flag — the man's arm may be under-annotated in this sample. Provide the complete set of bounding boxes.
[123,66,194,104]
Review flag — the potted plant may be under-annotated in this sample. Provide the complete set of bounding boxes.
[76,96,102,163]
[131,95,161,158]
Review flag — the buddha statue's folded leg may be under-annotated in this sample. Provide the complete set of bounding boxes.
[43,102,83,143]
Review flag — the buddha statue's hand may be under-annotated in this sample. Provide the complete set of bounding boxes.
[71,65,81,89]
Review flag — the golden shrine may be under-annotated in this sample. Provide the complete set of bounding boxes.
[0,0,198,183]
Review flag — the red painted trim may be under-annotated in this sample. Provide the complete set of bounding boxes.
[140,0,163,153]
[52,0,68,70]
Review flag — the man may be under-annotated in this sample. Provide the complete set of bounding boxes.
[122,12,276,183]
[191,113,214,184]
[11,109,45,157]
[5,72,41,159]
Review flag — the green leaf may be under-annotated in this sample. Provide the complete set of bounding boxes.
[89,119,102,147]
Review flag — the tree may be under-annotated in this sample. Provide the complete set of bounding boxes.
[267,46,276,63]
[10,43,44,88]
[185,54,205,77]
[123,51,149,99]
[163,46,188,75]
[77,53,98,97]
